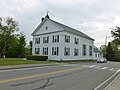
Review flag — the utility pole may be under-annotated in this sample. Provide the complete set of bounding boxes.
[105,36,107,46]
[105,36,107,58]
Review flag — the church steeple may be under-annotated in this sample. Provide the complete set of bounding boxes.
[41,11,50,23]
[45,11,50,19]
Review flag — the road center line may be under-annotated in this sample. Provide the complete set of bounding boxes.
[0,67,81,84]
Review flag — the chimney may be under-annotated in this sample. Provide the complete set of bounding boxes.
[41,17,44,22]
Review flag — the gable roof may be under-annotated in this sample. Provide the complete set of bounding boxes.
[50,19,94,41]
[31,18,48,36]
[31,16,94,41]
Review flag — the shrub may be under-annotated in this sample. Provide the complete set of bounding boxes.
[26,55,48,61]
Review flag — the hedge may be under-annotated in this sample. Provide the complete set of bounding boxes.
[26,55,48,61]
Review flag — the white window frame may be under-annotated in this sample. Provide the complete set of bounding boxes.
[74,48,79,56]
[89,46,92,56]
[65,35,70,43]
[64,47,70,56]
[83,44,86,56]
[43,47,48,55]
[52,47,59,55]
[75,38,79,45]
[35,48,40,54]
[43,36,49,43]
[35,37,40,44]
[53,35,59,43]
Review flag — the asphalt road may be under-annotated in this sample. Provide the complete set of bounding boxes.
[0,61,120,90]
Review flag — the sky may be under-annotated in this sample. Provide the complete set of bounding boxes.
[0,0,120,48]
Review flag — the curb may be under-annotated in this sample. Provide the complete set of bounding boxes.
[0,64,60,71]
[94,71,120,90]
[104,73,120,90]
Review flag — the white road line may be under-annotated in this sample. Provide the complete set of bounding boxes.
[82,65,88,67]
[94,71,119,90]
[101,67,108,70]
[94,66,103,69]
[88,65,96,68]
[83,65,120,72]
[117,69,120,72]
[60,64,76,66]
[104,74,120,90]
[109,68,120,71]
[82,65,96,68]
[104,69,120,90]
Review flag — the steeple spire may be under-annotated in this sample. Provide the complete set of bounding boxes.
[45,11,50,19]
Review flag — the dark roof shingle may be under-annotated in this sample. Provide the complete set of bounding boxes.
[50,19,94,41]
[32,17,94,41]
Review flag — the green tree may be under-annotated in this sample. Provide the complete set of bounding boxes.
[111,26,120,61]
[106,42,115,61]
[29,41,32,55]
[100,45,107,58]
[5,35,18,57]
[0,17,19,57]
[111,26,120,44]
[111,40,120,61]
[16,32,26,58]
[25,41,33,56]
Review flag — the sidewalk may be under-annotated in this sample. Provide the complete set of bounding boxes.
[105,74,120,90]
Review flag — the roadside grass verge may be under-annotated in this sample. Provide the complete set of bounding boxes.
[0,58,55,66]
[0,58,96,66]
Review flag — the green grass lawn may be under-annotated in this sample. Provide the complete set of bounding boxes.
[0,58,55,66]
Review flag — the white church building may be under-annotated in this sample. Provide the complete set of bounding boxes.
[32,14,98,61]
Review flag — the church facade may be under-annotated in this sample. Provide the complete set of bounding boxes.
[31,14,98,61]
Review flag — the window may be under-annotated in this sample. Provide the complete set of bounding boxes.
[89,46,92,56]
[94,48,97,52]
[43,47,48,55]
[98,53,100,57]
[35,48,40,54]
[35,37,40,44]
[95,53,97,57]
[74,48,79,56]
[53,35,59,43]
[83,44,86,56]
[75,38,79,44]
[94,48,96,52]
[43,37,45,43]
[43,36,49,43]
[57,35,59,42]
[45,26,48,30]
[39,38,40,43]
[65,35,70,43]
[47,36,49,43]
[53,36,54,43]
[64,47,70,56]
[52,47,59,55]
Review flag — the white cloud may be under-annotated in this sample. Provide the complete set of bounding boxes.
[0,0,120,48]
